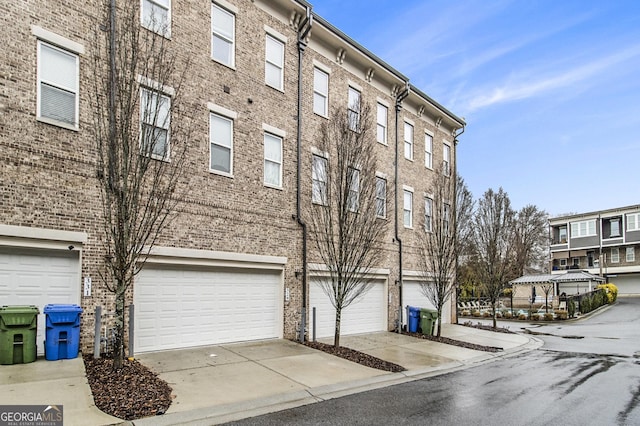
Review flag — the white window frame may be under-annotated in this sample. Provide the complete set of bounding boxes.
[609,218,621,237]
[265,34,284,91]
[425,133,433,169]
[559,226,568,243]
[140,87,171,161]
[376,103,388,145]
[348,167,360,213]
[424,197,433,232]
[611,248,620,263]
[627,213,640,232]
[312,154,328,205]
[347,87,361,132]
[36,40,80,130]
[570,220,596,238]
[209,112,234,177]
[375,176,386,219]
[627,247,635,263]
[313,67,329,117]
[141,0,171,37]
[443,143,451,176]
[403,189,413,228]
[211,2,236,68]
[263,132,283,188]
[404,122,414,160]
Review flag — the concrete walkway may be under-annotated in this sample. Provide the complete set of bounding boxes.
[0,324,540,426]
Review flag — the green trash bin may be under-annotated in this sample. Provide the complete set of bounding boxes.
[0,305,39,365]
[419,309,438,336]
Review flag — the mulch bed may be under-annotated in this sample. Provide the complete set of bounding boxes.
[83,354,173,420]
[402,331,503,352]
[304,341,406,372]
[461,320,515,334]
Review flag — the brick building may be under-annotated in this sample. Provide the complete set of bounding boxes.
[0,0,465,354]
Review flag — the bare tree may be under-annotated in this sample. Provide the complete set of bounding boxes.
[513,205,549,276]
[472,188,515,328]
[307,103,390,347]
[91,0,191,369]
[418,173,473,336]
[540,282,554,312]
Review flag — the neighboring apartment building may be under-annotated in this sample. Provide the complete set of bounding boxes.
[549,205,640,294]
[0,0,465,355]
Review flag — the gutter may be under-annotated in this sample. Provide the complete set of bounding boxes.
[394,83,410,332]
[295,5,313,343]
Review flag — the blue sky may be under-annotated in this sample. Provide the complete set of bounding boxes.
[310,0,640,217]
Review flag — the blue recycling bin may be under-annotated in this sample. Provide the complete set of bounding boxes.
[43,304,83,361]
[407,306,420,333]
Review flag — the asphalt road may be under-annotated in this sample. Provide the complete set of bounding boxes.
[227,297,640,426]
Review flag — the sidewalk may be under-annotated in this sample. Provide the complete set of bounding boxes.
[0,324,540,426]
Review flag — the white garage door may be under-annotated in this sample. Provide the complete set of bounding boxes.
[134,265,282,353]
[402,281,437,326]
[309,278,387,339]
[0,247,80,355]
[610,274,640,295]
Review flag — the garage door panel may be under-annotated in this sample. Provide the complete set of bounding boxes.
[403,281,449,326]
[135,266,282,352]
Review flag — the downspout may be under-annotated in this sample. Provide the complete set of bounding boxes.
[394,83,409,333]
[452,124,464,324]
[295,7,313,343]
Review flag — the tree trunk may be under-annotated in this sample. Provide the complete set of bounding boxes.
[492,301,497,329]
[436,309,442,337]
[334,308,341,348]
[113,282,126,370]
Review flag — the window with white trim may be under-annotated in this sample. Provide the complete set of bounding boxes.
[570,220,596,238]
[210,113,233,174]
[313,68,328,116]
[627,247,636,262]
[141,0,171,36]
[627,213,640,231]
[404,122,413,160]
[348,167,360,212]
[443,202,451,235]
[377,103,387,144]
[312,155,328,204]
[211,3,235,67]
[37,41,79,129]
[264,133,282,187]
[347,87,360,131]
[403,190,413,228]
[443,143,451,176]
[610,218,621,237]
[611,248,620,263]
[425,133,433,169]
[424,197,433,232]
[376,177,386,218]
[140,88,170,160]
[265,34,284,90]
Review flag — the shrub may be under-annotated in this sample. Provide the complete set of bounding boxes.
[567,299,576,318]
[504,312,513,319]
[496,311,502,318]
[518,313,527,320]
[531,313,541,321]
[556,311,568,320]
[544,313,554,321]
[472,310,481,317]
[580,296,592,314]
[597,283,619,304]
[483,311,491,318]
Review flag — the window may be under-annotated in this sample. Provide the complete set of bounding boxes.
[347,87,360,131]
[627,213,640,231]
[559,226,567,243]
[210,113,233,174]
[313,68,328,116]
[403,190,413,228]
[443,143,451,176]
[376,103,387,144]
[264,133,282,187]
[443,203,451,235]
[211,3,235,67]
[37,41,79,129]
[570,220,596,238]
[611,248,620,263]
[312,155,328,204]
[141,0,171,36]
[425,133,433,169]
[404,122,413,160]
[140,88,170,159]
[424,197,433,232]
[627,247,636,262]
[348,168,360,212]
[572,258,580,267]
[375,177,386,218]
[610,219,620,237]
[265,34,284,90]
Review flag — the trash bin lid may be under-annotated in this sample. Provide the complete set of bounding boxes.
[0,305,40,314]
[43,304,83,314]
